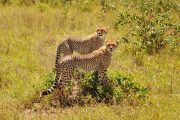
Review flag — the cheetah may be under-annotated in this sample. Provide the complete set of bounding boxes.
[54,26,108,72]
[41,39,119,97]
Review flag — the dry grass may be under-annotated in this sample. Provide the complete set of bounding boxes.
[0,2,179,120]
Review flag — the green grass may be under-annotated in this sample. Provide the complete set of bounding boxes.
[0,1,180,119]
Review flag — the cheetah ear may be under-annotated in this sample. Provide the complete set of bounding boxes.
[106,26,109,31]
[105,39,109,44]
[96,25,101,31]
[96,24,102,28]
[116,41,119,46]
[96,26,99,32]
[116,38,121,46]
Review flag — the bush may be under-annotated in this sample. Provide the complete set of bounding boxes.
[42,70,149,106]
[100,0,116,13]
[1,0,10,5]
[37,3,49,12]
[80,71,149,105]
[116,0,179,54]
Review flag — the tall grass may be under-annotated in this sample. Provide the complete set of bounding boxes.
[0,0,179,119]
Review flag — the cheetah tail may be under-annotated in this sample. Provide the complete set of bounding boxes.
[40,81,58,97]
[55,44,62,70]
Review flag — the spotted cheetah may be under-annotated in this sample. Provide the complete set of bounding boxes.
[55,26,108,72]
[41,39,119,97]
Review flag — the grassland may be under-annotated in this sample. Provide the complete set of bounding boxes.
[0,1,180,119]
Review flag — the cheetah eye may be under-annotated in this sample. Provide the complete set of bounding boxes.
[96,29,100,32]
[101,30,105,33]
[107,44,110,46]
[111,45,115,48]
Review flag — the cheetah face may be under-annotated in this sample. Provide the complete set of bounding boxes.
[96,26,108,40]
[106,40,119,54]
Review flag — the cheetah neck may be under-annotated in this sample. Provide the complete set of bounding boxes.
[99,46,113,55]
[98,34,106,41]
[89,32,106,41]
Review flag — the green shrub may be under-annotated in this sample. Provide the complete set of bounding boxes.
[1,0,10,5]
[72,0,91,12]
[100,0,116,13]
[80,71,149,104]
[43,70,56,88]
[42,70,149,106]
[116,0,179,54]
[37,3,49,12]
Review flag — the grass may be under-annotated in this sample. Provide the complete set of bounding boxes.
[0,1,180,120]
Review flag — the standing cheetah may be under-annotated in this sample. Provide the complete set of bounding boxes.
[41,39,119,97]
[55,26,108,72]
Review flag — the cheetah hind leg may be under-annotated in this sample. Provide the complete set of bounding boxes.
[68,69,84,105]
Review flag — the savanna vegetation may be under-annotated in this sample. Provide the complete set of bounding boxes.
[0,0,179,119]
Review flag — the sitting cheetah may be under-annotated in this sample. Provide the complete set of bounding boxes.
[55,26,108,72]
[41,39,119,97]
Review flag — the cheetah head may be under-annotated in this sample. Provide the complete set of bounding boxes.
[106,39,119,54]
[96,25,108,40]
